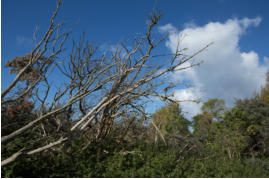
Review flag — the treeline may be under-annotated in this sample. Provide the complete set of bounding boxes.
[2,74,269,177]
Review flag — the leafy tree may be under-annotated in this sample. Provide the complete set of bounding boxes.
[259,72,269,104]
[228,98,269,157]
[151,102,191,143]
[192,99,226,142]
[201,98,226,119]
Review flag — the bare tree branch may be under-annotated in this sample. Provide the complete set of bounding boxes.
[2,3,212,166]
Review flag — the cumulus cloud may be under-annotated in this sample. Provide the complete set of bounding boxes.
[239,17,262,29]
[160,17,268,117]
[173,88,202,118]
[158,23,177,33]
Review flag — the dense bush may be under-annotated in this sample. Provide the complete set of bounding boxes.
[2,137,269,177]
[2,82,269,177]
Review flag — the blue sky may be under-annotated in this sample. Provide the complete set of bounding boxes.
[2,0,269,62]
[2,0,269,116]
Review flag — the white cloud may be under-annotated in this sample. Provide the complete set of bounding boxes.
[158,23,177,33]
[239,17,262,29]
[161,17,268,117]
[173,88,202,118]
[183,21,197,29]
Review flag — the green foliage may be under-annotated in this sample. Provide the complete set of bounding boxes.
[151,102,191,138]
[2,89,269,177]
[201,98,226,118]
[224,98,269,157]
[2,135,269,178]
[259,72,269,104]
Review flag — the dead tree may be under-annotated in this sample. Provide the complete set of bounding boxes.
[1,1,212,166]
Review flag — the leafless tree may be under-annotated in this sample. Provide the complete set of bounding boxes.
[1,1,212,166]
